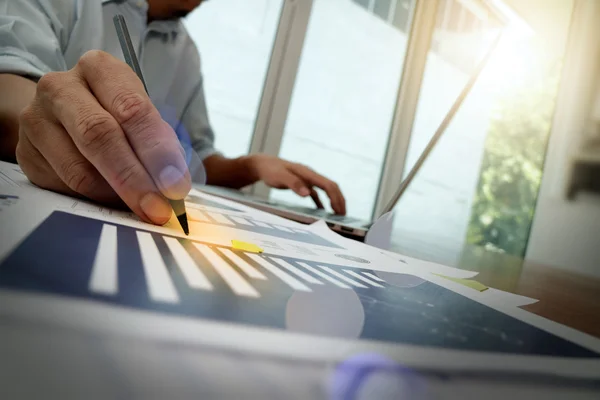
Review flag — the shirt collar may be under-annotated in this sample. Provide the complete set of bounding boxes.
[102,0,181,37]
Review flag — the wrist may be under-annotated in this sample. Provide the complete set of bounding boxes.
[238,154,261,182]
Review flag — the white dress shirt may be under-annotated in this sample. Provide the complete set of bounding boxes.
[0,0,218,161]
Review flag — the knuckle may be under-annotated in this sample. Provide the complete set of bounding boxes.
[36,72,62,95]
[291,178,304,189]
[15,144,47,186]
[61,158,96,194]
[14,140,28,166]
[111,91,154,127]
[78,50,109,70]
[76,112,119,151]
[113,162,139,188]
[19,104,46,134]
[37,71,77,105]
[18,105,36,128]
[325,182,337,192]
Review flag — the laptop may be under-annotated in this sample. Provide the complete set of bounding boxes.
[198,34,501,241]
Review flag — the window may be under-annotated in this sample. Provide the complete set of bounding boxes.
[354,0,371,9]
[432,0,491,73]
[353,0,414,33]
[387,1,503,264]
[270,0,416,219]
[373,0,392,21]
[184,0,284,158]
[389,0,574,264]
[392,0,414,32]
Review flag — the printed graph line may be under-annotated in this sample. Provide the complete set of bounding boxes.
[136,231,180,303]
[344,269,384,288]
[229,216,254,226]
[194,243,260,298]
[363,272,386,282]
[188,209,210,223]
[319,266,368,288]
[217,248,267,280]
[270,257,323,285]
[89,224,118,295]
[250,220,272,228]
[205,212,235,226]
[272,225,294,233]
[247,254,312,292]
[163,237,213,291]
[296,262,351,289]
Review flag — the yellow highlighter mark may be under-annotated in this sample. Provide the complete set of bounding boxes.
[432,273,489,292]
[231,240,264,254]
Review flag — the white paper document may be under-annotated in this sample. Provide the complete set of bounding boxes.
[0,161,599,381]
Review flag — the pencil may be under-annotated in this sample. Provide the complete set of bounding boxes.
[113,14,189,235]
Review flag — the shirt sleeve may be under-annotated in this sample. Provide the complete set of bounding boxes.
[179,75,220,161]
[0,0,75,78]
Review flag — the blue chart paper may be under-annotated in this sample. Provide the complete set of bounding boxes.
[0,211,598,358]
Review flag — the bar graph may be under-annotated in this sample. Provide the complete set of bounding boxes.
[185,207,340,248]
[1,211,598,359]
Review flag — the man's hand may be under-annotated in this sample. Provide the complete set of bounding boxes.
[247,154,346,215]
[16,50,191,225]
[204,154,346,216]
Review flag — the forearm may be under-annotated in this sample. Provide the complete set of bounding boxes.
[0,74,37,163]
[203,154,259,189]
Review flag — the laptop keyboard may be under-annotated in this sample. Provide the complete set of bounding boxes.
[277,204,362,224]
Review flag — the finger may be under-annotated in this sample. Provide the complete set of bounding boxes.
[289,164,346,215]
[310,188,325,209]
[76,50,191,200]
[37,70,172,225]
[273,169,310,197]
[21,102,121,206]
[16,130,74,195]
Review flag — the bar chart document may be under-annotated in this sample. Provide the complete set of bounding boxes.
[0,161,600,381]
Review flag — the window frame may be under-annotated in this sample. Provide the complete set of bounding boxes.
[245,0,503,220]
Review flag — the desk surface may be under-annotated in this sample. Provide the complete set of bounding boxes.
[453,245,600,339]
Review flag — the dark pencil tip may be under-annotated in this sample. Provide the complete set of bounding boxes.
[177,213,189,235]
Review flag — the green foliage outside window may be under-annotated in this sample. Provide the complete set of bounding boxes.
[466,47,563,257]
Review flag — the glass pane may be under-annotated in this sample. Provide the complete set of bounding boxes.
[389,1,573,265]
[392,0,415,32]
[354,0,371,9]
[373,0,392,21]
[184,0,284,158]
[272,0,416,220]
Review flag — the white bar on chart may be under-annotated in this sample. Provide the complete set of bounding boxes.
[229,216,254,226]
[250,220,272,228]
[297,262,351,289]
[89,224,118,295]
[163,237,213,290]
[194,244,259,297]
[187,209,210,223]
[270,257,323,285]
[272,225,294,233]
[363,271,386,282]
[217,248,267,280]
[247,254,312,292]
[136,232,180,303]
[205,212,235,226]
[344,269,384,288]
[319,266,368,288]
